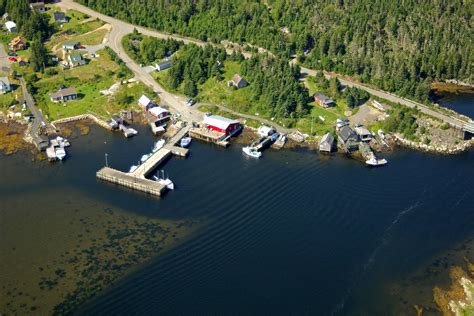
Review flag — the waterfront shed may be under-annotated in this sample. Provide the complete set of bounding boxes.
[148,106,171,120]
[203,115,241,135]
[354,126,373,142]
[319,133,335,152]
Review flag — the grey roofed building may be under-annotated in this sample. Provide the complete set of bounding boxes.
[54,11,68,23]
[228,74,248,89]
[155,60,172,71]
[314,93,335,108]
[51,87,78,102]
[337,125,359,152]
[319,132,335,152]
[63,40,79,51]
[68,53,86,67]
[30,2,46,12]
[354,126,373,142]
[0,77,11,94]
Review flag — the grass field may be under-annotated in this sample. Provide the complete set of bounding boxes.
[32,49,147,120]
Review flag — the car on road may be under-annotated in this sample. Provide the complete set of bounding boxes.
[185,99,196,106]
[8,57,17,62]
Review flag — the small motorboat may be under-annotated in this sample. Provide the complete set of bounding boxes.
[242,146,262,158]
[55,147,66,160]
[180,137,192,148]
[129,165,138,173]
[140,154,151,163]
[152,139,166,152]
[366,156,388,167]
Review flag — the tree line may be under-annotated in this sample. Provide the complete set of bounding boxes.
[75,0,472,104]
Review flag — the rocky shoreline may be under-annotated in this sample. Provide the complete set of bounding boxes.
[393,134,474,155]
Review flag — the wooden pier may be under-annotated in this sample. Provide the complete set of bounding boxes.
[96,125,191,196]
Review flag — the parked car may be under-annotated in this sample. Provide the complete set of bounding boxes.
[76,45,86,49]
[8,57,17,62]
[8,52,16,57]
[186,99,196,106]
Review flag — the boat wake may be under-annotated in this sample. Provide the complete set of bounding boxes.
[330,192,425,315]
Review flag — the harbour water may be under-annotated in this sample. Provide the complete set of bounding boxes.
[436,92,474,119]
[1,97,473,315]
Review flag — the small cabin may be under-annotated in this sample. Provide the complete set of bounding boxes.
[228,74,248,89]
[314,93,335,108]
[50,87,78,102]
[5,21,16,33]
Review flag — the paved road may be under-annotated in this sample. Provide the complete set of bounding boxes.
[58,0,466,130]
[299,66,467,129]
[0,42,11,73]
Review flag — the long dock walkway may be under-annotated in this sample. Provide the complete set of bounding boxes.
[96,125,191,196]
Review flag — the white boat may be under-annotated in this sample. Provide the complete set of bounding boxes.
[242,146,262,158]
[366,156,388,166]
[180,137,192,148]
[55,147,66,161]
[129,165,138,173]
[153,170,174,190]
[152,139,166,152]
[377,129,385,141]
[140,154,150,163]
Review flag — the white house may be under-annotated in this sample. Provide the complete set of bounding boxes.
[5,21,16,33]
[258,125,276,137]
[148,106,170,119]
[138,94,153,109]
[0,77,11,94]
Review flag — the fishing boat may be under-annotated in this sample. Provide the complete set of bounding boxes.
[128,165,138,173]
[180,137,192,148]
[55,147,66,161]
[242,146,262,158]
[152,139,166,152]
[366,156,388,167]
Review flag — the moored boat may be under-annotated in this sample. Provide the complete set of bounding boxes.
[242,146,262,158]
[180,137,192,148]
[55,147,66,161]
[366,156,388,166]
[152,139,166,152]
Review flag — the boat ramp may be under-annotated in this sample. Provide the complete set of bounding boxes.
[96,126,191,196]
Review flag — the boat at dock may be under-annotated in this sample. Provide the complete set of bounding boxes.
[242,146,262,158]
[153,170,174,190]
[55,147,66,161]
[152,139,166,153]
[128,165,138,173]
[180,137,192,148]
[140,154,151,163]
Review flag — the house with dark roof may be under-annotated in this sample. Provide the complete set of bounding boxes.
[314,93,335,108]
[155,60,172,71]
[228,74,248,89]
[337,125,359,152]
[68,53,86,67]
[54,11,68,23]
[30,2,46,12]
[50,87,77,102]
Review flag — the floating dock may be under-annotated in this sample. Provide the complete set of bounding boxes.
[96,126,191,196]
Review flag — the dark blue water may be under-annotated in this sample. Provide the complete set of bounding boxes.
[69,131,472,315]
[437,92,474,119]
[1,96,473,315]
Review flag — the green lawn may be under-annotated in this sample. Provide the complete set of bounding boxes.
[33,49,146,120]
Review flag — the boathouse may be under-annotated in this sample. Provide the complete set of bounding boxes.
[319,133,335,152]
[203,115,240,135]
[337,125,359,152]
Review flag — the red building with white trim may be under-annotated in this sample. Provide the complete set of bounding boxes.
[203,115,240,135]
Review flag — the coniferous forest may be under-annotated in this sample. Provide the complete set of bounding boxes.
[74,0,473,103]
